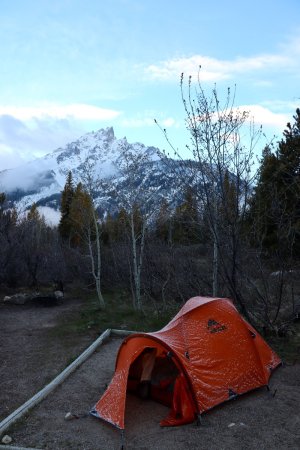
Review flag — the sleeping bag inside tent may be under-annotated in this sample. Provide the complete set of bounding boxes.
[91,296,281,430]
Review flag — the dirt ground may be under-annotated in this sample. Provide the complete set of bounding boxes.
[1,297,300,450]
[0,295,96,422]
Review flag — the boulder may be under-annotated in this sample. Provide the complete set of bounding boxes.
[3,290,63,306]
[54,290,64,300]
[3,293,30,305]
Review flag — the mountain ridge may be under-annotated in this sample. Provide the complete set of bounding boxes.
[0,127,185,218]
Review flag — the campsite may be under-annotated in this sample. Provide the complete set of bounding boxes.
[1,291,300,449]
[1,2,300,449]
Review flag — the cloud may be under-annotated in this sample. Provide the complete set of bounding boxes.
[38,206,61,227]
[121,117,155,128]
[121,113,179,128]
[146,56,229,81]
[260,99,300,113]
[253,80,274,88]
[0,103,121,122]
[144,32,300,83]
[0,103,122,170]
[0,142,27,172]
[0,114,82,168]
[161,117,178,127]
[241,105,289,129]
[191,104,289,135]
[144,53,291,82]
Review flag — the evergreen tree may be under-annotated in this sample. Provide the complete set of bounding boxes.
[101,212,115,244]
[0,192,5,210]
[221,170,238,226]
[172,186,199,243]
[278,109,300,249]
[155,198,171,243]
[27,203,42,222]
[68,182,95,246]
[114,207,129,241]
[20,203,49,287]
[59,171,75,240]
[249,109,300,257]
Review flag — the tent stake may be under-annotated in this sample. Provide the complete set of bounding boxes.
[120,429,125,449]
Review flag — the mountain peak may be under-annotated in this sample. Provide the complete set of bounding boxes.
[84,126,115,143]
[0,127,162,211]
[0,126,190,225]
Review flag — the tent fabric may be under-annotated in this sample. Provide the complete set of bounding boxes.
[159,372,196,426]
[92,296,281,430]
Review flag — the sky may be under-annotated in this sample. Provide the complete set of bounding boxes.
[0,0,300,170]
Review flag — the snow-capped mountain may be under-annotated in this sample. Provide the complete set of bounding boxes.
[0,127,188,219]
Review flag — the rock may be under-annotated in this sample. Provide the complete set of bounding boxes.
[65,412,78,420]
[1,434,12,444]
[3,290,63,306]
[54,290,64,300]
[3,293,30,305]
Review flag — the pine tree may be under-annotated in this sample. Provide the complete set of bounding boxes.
[68,182,95,246]
[172,186,199,243]
[59,171,75,240]
[277,109,300,255]
[101,212,115,244]
[0,192,5,210]
[27,203,42,222]
[155,198,171,243]
[249,109,300,257]
[114,207,129,241]
[221,170,238,226]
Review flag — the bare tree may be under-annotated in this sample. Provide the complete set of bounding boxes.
[74,156,106,309]
[157,70,262,317]
[113,142,160,311]
[18,206,49,288]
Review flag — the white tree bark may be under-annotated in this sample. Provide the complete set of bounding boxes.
[113,143,159,311]
[75,156,106,309]
[88,208,105,309]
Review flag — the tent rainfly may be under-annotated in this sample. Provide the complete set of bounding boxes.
[91,297,281,430]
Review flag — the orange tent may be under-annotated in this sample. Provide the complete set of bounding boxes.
[91,297,281,430]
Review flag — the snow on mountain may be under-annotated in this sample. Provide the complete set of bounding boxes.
[0,127,179,218]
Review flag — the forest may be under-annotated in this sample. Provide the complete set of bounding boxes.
[0,80,299,336]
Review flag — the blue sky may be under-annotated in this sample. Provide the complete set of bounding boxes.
[0,0,300,170]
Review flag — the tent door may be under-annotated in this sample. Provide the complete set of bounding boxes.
[127,348,196,426]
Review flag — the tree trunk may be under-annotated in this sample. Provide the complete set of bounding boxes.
[88,212,105,309]
[130,212,146,311]
[212,233,218,297]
